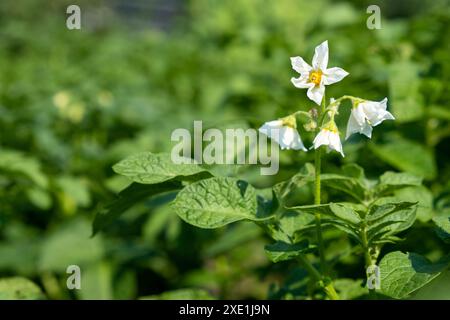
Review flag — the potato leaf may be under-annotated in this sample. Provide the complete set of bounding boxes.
[379,251,449,299]
[113,152,211,184]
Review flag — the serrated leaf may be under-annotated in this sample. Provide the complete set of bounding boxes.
[274,163,368,202]
[290,203,362,225]
[113,152,211,184]
[93,181,181,235]
[0,277,46,300]
[289,203,361,242]
[330,203,362,225]
[366,199,417,243]
[265,240,314,263]
[265,210,315,243]
[172,177,261,228]
[379,251,449,299]
[433,216,450,243]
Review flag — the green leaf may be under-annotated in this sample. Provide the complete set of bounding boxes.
[366,199,417,244]
[428,105,450,121]
[378,171,422,191]
[0,277,46,300]
[379,251,449,299]
[0,149,48,188]
[433,216,450,243]
[93,181,181,235]
[40,219,104,272]
[77,262,113,300]
[329,203,362,225]
[265,210,315,244]
[394,186,433,222]
[265,240,314,263]
[290,203,362,225]
[334,279,368,300]
[370,136,436,180]
[274,163,368,202]
[289,203,362,242]
[140,288,214,300]
[388,61,424,123]
[113,152,211,184]
[320,174,367,202]
[172,177,262,228]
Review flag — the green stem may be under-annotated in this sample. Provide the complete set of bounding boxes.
[314,147,326,274]
[297,254,322,282]
[314,95,327,274]
[323,283,340,300]
[297,254,339,300]
[360,225,377,299]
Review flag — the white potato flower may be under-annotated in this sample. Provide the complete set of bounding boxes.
[345,98,395,139]
[291,41,349,105]
[313,123,344,157]
[259,115,307,151]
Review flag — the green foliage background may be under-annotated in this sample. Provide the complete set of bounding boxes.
[0,0,449,299]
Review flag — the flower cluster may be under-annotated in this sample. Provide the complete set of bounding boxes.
[259,40,394,156]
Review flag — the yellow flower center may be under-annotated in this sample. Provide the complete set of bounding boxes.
[280,115,297,129]
[308,70,323,86]
[323,121,339,133]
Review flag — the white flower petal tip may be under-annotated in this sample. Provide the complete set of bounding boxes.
[290,41,348,105]
[259,119,307,151]
[345,98,395,140]
[313,128,345,158]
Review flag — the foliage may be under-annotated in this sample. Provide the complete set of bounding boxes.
[0,0,449,300]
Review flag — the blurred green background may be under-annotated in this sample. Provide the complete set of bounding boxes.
[0,0,449,299]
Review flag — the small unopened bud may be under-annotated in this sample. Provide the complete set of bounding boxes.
[309,108,318,119]
[303,120,317,132]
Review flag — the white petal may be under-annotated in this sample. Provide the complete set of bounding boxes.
[323,67,349,85]
[259,120,283,140]
[361,99,394,126]
[290,56,312,75]
[352,105,367,125]
[259,120,283,131]
[329,132,344,157]
[313,130,329,149]
[312,40,329,71]
[382,110,395,121]
[288,128,307,151]
[291,75,313,89]
[360,101,381,124]
[279,126,294,149]
[307,84,325,105]
[345,112,362,140]
[379,97,388,110]
[360,122,373,138]
[259,122,307,151]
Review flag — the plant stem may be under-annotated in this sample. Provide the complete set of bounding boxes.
[314,95,327,274]
[297,254,322,282]
[360,225,377,299]
[314,147,326,274]
[323,283,340,300]
[297,254,339,300]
